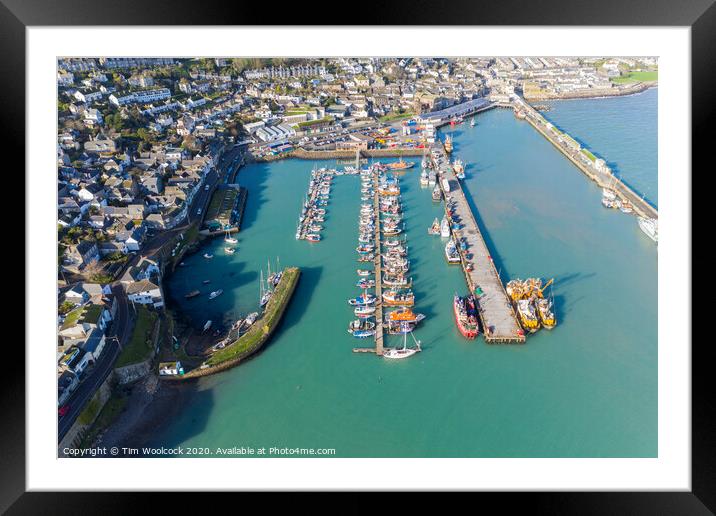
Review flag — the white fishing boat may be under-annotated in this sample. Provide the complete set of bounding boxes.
[225,246,235,254]
[354,305,376,317]
[440,217,451,237]
[208,289,223,299]
[203,253,213,259]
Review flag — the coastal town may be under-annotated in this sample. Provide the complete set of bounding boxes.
[56,56,658,454]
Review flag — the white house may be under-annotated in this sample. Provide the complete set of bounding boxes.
[159,361,184,376]
[126,279,164,308]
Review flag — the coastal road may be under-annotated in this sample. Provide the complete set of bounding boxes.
[58,285,131,442]
[119,144,245,274]
[59,144,246,443]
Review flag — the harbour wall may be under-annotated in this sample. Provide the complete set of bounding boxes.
[162,267,301,380]
[517,99,658,220]
[524,82,656,101]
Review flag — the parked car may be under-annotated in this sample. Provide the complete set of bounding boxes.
[58,404,70,417]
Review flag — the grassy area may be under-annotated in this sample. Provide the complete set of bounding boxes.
[611,71,658,84]
[61,306,86,330]
[115,306,158,367]
[581,149,597,162]
[378,112,414,123]
[206,267,300,367]
[77,392,101,425]
[297,117,333,129]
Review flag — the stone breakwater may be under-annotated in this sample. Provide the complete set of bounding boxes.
[162,267,301,380]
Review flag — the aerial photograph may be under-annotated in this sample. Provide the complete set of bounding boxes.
[56,56,658,458]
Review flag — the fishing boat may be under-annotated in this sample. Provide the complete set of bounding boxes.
[536,297,556,329]
[619,199,634,214]
[516,299,540,333]
[348,290,376,306]
[387,158,414,170]
[244,312,259,327]
[384,238,404,248]
[356,278,376,288]
[383,322,421,359]
[453,294,479,339]
[306,233,321,242]
[357,269,372,276]
[440,217,451,237]
[445,240,461,264]
[470,117,476,127]
[354,305,376,317]
[225,235,238,244]
[432,184,442,202]
[209,289,223,300]
[450,116,464,126]
[382,289,415,307]
[203,320,212,332]
[184,290,200,299]
[419,171,429,186]
[202,279,211,284]
[638,217,658,243]
[348,319,376,337]
[453,159,464,174]
[428,171,437,185]
[383,275,411,287]
[428,218,441,235]
[602,187,617,208]
[444,135,453,154]
[203,253,213,259]
[225,246,235,254]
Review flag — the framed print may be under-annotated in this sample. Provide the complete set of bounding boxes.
[4,0,708,511]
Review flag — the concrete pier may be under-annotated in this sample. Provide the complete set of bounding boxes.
[514,97,658,221]
[432,143,525,343]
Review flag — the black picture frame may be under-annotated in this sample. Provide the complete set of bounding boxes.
[4,0,705,511]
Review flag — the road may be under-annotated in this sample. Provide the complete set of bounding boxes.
[121,144,245,274]
[58,285,131,442]
[58,144,246,442]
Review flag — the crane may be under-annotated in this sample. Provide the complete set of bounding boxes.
[537,278,554,297]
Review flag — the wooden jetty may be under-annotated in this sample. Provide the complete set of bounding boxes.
[372,168,385,355]
[432,143,525,343]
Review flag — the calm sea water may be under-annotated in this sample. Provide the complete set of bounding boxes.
[156,100,657,457]
[541,87,658,207]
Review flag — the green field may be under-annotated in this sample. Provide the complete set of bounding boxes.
[378,112,414,123]
[581,149,597,162]
[116,306,158,367]
[611,71,658,84]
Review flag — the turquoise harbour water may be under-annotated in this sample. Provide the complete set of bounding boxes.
[156,100,657,457]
